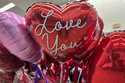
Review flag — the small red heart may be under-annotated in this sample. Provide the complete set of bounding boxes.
[26,1,102,61]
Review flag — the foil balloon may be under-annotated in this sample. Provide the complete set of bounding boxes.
[91,31,125,83]
[0,44,23,72]
[0,44,24,82]
[26,1,103,61]
[0,11,41,63]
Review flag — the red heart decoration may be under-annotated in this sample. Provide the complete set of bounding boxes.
[92,31,125,83]
[26,1,102,61]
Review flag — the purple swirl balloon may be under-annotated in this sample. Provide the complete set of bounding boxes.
[0,11,41,63]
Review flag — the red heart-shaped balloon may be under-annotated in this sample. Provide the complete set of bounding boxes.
[26,1,101,61]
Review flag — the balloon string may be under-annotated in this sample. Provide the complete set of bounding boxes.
[77,68,82,83]
[60,62,64,83]
[82,70,86,83]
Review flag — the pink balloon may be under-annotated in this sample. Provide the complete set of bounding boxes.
[0,11,41,63]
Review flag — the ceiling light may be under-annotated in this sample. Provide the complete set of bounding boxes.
[0,3,16,12]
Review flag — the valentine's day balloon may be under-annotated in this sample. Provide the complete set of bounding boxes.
[0,44,24,72]
[91,31,125,83]
[26,1,103,61]
[0,11,41,63]
[0,43,24,82]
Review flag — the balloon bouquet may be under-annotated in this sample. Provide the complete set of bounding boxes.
[0,0,125,83]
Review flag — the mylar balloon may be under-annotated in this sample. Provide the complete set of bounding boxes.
[0,43,24,82]
[91,31,125,83]
[26,1,103,61]
[0,11,41,63]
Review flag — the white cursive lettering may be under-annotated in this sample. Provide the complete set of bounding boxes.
[33,10,87,55]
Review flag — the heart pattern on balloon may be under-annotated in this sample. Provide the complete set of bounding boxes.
[26,1,99,61]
